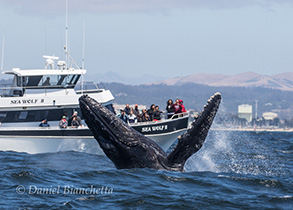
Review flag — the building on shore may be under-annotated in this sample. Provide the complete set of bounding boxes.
[238,104,253,122]
[262,112,278,120]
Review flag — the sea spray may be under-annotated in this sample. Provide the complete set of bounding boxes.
[185,130,286,176]
[184,130,233,173]
[184,102,233,173]
[57,138,102,155]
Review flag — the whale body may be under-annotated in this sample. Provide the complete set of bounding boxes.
[79,93,221,171]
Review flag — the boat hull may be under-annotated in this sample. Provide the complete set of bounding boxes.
[0,116,189,154]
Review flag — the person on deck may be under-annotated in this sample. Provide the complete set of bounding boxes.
[124,104,131,115]
[127,110,137,124]
[133,104,140,116]
[171,99,182,117]
[166,99,175,119]
[141,112,150,122]
[154,106,162,121]
[117,109,128,123]
[147,104,156,121]
[179,99,187,113]
[71,116,80,128]
[69,111,82,127]
[59,116,68,128]
[39,119,50,127]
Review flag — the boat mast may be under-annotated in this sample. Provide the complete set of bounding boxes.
[81,19,85,94]
[82,19,85,70]
[65,0,68,69]
[1,32,4,74]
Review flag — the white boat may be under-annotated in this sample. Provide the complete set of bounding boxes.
[0,56,189,154]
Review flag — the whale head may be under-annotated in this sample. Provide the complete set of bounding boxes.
[79,95,168,169]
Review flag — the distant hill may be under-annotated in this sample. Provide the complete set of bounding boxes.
[151,72,293,91]
[103,82,293,120]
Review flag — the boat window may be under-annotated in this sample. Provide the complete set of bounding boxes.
[34,110,49,121]
[27,76,42,86]
[63,108,73,117]
[0,112,7,121]
[68,75,76,84]
[47,109,64,121]
[73,75,81,85]
[16,74,80,89]
[57,75,67,85]
[75,81,98,91]
[17,77,27,87]
[41,75,59,86]
[57,75,78,87]
[5,112,19,122]
[0,109,68,122]
[26,111,39,121]
[19,111,28,120]
[64,75,75,86]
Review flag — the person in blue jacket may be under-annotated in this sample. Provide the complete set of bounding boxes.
[39,119,50,127]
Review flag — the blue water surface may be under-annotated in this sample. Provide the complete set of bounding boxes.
[0,131,292,209]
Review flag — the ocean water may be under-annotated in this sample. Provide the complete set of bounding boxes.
[0,131,292,209]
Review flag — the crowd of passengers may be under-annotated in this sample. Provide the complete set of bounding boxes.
[58,111,82,128]
[39,98,187,127]
[39,111,83,129]
[117,98,187,124]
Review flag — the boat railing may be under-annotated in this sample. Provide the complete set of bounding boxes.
[75,81,103,94]
[169,112,189,120]
[130,112,189,126]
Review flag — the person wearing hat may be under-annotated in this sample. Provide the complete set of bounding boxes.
[71,116,80,128]
[133,104,140,116]
[69,111,82,127]
[59,116,68,128]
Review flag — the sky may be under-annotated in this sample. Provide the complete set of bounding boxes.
[0,0,293,83]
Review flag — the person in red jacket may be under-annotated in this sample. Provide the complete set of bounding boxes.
[171,99,182,115]
[179,99,187,112]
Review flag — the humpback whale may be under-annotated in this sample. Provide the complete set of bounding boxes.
[79,93,221,171]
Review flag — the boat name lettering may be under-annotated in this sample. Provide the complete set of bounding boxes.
[141,125,168,132]
[10,99,39,104]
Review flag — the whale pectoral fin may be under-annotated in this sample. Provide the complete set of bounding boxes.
[166,93,221,171]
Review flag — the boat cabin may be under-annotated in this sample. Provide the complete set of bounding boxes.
[1,56,86,97]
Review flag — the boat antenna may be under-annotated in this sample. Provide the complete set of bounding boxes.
[44,27,47,55]
[65,0,68,69]
[1,31,5,74]
[82,19,85,70]
[81,19,85,94]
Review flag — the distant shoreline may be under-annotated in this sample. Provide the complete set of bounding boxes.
[212,127,293,133]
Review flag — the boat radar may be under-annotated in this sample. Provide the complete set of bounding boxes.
[43,55,65,70]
